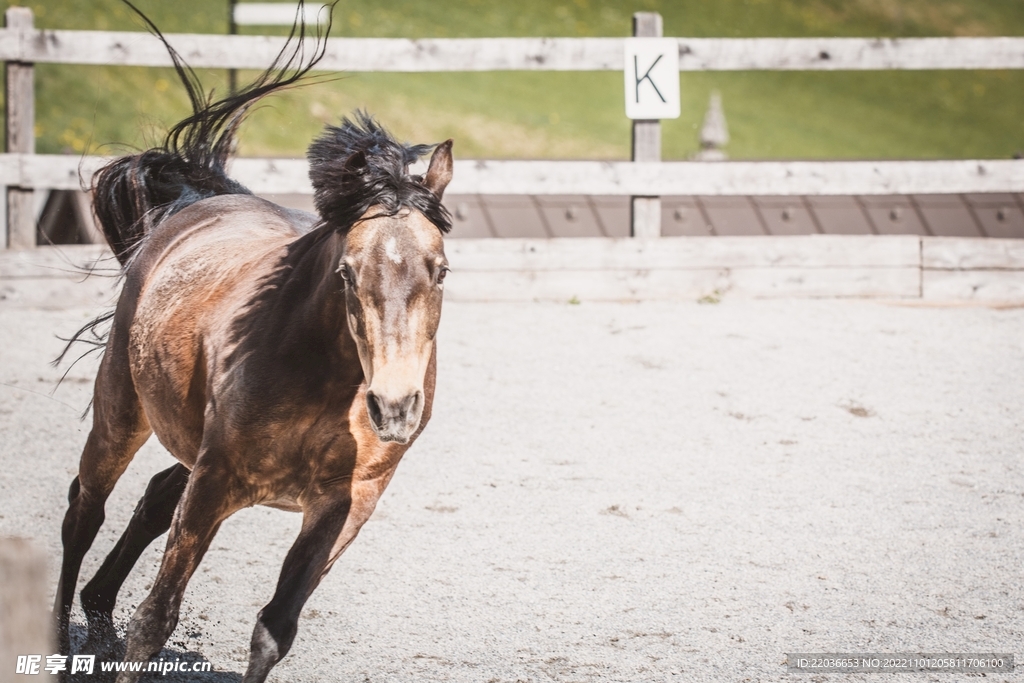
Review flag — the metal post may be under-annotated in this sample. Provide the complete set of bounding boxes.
[5,7,35,249]
[630,12,662,238]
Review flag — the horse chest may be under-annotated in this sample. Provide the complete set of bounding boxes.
[210,385,411,505]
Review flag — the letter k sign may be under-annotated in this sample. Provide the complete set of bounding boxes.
[635,54,665,103]
[624,38,681,120]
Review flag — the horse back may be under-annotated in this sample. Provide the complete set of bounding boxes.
[116,195,317,466]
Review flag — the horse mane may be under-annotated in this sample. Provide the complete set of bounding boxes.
[92,0,332,265]
[307,112,452,234]
[58,2,452,391]
[56,0,332,388]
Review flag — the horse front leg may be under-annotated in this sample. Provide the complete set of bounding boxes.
[115,460,244,683]
[243,476,392,683]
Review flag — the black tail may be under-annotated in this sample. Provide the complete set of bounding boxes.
[93,0,333,264]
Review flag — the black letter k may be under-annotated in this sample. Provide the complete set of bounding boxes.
[634,54,666,103]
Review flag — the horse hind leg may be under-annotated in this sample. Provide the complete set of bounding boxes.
[54,350,152,654]
[79,463,189,644]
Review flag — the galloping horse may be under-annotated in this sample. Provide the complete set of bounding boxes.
[53,8,453,682]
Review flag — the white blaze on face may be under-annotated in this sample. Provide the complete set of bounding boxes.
[385,236,403,265]
[343,210,447,442]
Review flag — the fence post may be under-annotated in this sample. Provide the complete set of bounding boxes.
[0,538,55,682]
[5,7,35,249]
[228,0,238,93]
[630,12,662,238]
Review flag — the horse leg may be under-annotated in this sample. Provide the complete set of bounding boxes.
[243,480,391,683]
[54,351,152,653]
[116,460,242,683]
[242,495,352,683]
[79,463,190,642]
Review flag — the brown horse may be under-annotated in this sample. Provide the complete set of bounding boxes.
[52,10,453,683]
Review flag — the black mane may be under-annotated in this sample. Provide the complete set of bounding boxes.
[58,0,331,382]
[307,112,452,234]
[92,0,332,265]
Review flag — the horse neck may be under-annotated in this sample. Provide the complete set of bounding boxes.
[268,226,362,381]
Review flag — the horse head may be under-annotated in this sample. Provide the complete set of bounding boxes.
[309,118,453,444]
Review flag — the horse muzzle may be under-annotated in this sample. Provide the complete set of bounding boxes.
[365,389,423,444]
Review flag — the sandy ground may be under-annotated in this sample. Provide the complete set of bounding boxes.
[1,297,1022,682]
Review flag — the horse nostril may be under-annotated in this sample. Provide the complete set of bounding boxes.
[366,390,384,428]
[403,391,422,418]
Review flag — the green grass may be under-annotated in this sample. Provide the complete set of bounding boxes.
[11,0,1024,160]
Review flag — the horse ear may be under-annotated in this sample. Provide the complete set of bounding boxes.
[339,150,368,193]
[423,140,453,199]
[344,150,368,174]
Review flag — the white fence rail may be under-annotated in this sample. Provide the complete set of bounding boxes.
[3,6,1024,249]
[233,3,330,26]
[5,237,1024,305]
[5,153,1023,197]
[3,29,1024,71]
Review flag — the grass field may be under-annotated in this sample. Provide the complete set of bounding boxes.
[11,0,1024,160]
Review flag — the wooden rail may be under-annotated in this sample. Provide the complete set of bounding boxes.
[2,29,1024,71]
[3,7,1024,248]
[4,237,1024,305]
[4,153,1023,196]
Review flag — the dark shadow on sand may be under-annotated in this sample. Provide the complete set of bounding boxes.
[66,622,242,683]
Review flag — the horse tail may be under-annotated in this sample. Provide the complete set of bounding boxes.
[93,0,332,265]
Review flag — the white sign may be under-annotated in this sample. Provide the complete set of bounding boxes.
[623,38,680,120]
[234,3,330,26]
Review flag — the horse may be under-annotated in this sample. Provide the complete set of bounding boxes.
[52,8,454,682]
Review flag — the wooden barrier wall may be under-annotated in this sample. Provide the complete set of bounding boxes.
[2,7,1024,247]
[3,237,1023,306]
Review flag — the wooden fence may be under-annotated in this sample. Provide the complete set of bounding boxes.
[3,6,1024,248]
[4,236,1024,305]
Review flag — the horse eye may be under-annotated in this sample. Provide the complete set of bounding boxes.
[338,263,355,287]
[437,266,450,284]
